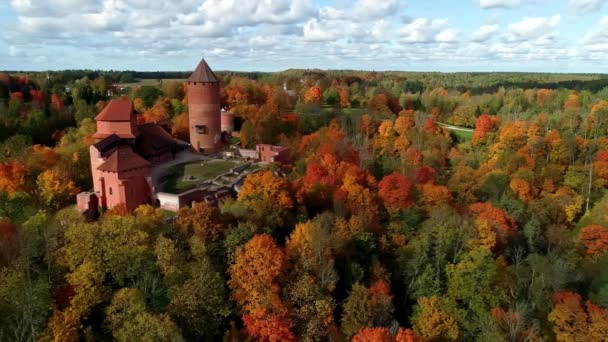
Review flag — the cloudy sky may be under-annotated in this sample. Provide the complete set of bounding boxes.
[1,0,608,72]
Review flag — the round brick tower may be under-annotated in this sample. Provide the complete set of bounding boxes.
[187,58,221,153]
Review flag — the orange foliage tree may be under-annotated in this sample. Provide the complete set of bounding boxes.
[418,183,452,209]
[579,224,608,256]
[304,86,322,104]
[228,234,294,341]
[548,291,608,341]
[353,327,419,342]
[472,114,495,144]
[141,96,172,123]
[510,178,534,202]
[238,171,293,225]
[176,202,224,242]
[0,161,27,193]
[468,202,517,240]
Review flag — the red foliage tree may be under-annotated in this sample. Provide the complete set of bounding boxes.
[414,166,436,184]
[472,114,495,144]
[378,172,413,211]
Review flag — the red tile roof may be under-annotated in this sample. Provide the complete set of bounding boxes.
[97,147,150,172]
[95,97,134,121]
[188,58,218,83]
[134,123,176,157]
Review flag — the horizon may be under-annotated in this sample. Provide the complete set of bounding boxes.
[1,0,608,73]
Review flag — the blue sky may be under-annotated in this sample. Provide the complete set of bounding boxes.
[1,0,607,72]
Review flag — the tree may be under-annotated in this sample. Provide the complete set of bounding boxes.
[229,234,285,311]
[468,202,517,242]
[418,183,452,209]
[352,327,392,342]
[134,86,163,108]
[237,171,293,226]
[472,114,495,144]
[176,202,224,242]
[378,172,413,212]
[445,248,507,337]
[0,161,27,194]
[548,291,608,342]
[412,296,459,341]
[284,274,337,341]
[579,224,608,256]
[166,238,231,340]
[341,283,394,339]
[141,96,173,123]
[106,288,182,342]
[304,86,322,104]
[229,234,294,341]
[36,168,80,208]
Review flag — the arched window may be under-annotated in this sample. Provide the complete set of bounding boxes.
[109,187,113,195]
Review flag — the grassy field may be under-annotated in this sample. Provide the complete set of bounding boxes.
[161,159,240,193]
[449,129,474,142]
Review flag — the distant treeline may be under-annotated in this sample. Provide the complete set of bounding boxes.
[3,69,608,94]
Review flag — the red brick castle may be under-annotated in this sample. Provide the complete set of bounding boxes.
[77,58,223,213]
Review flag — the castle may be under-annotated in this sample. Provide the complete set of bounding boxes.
[77,58,227,213]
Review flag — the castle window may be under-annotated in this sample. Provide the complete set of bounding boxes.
[109,187,113,195]
[195,125,208,134]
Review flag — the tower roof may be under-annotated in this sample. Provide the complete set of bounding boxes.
[95,97,134,121]
[187,58,218,83]
[97,147,150,173]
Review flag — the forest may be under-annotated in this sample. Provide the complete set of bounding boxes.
[1,68,608,341]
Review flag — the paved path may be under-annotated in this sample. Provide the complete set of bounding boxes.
[150,150,209,187]
[436,122,474,132]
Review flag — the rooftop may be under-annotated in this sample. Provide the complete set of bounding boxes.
[187,58,218,83]
[97,147,151,173]
[95,97,134,121]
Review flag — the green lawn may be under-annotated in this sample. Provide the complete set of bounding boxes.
[160,160,240,193]
[449,129,474,142]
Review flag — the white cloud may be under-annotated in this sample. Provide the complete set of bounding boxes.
[302,18,337,42]
[508,15,560,41]
[568,0,607,15]
[472,24,499,42]
[436,29,460,42]
[320,0,400,21]
[400,18,456,43]
[478,0,521,9]
[584,16,608,52]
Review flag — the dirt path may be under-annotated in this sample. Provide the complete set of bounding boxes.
[436,122,474,132]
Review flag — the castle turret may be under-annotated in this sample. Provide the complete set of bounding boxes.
[187,58,221,152]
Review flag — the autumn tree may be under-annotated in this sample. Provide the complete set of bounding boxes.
[548,291,608,341]
[237,171,293,226]
[579,224,608,256]
[141,96,173,123]
[0,161,27,193]
[341,283,394,339]
[106,288,182,341]
[304,86,322,104]
[176,202,224,242]
[37,168,80,208]
[378,172,413,212]
[412,296,459,341]
[472,114,495,144]
[229,234,294,341]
